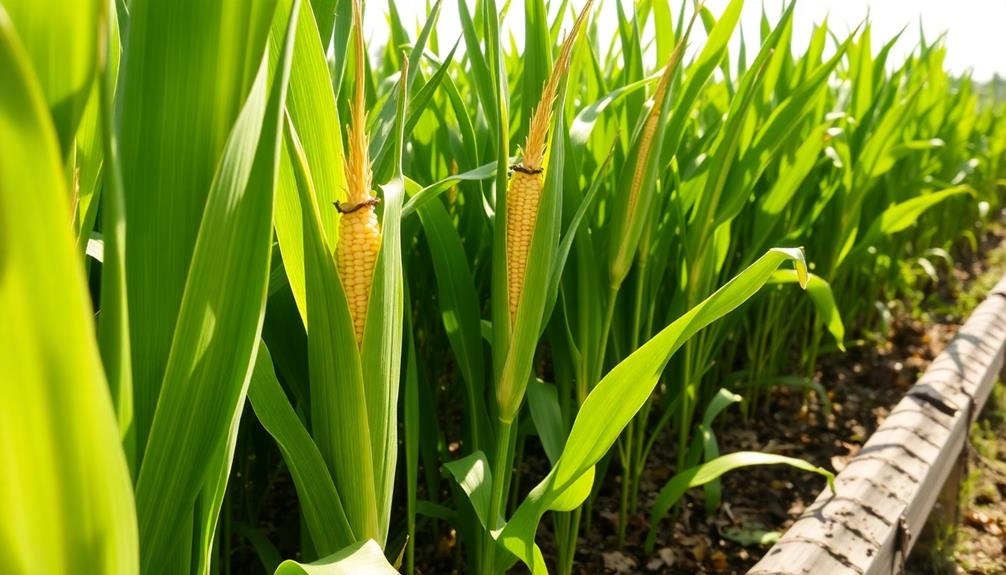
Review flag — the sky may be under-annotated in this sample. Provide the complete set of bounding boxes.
[363,0,1006,81]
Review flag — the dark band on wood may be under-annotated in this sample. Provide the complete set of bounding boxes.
[334,197,381,213]
[511,164,543,175]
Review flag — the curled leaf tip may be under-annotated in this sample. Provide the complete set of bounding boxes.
[796,264,809,290]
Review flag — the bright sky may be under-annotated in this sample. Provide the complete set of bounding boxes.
[364,0,1006,81]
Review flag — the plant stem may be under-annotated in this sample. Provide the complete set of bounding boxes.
[594,286,620,384]
[481,419,515,575]
[508,432,526,516]
[677,342,694,470]
[626,263,648,518]
[617,419,634,547]
[630,413,646,515]
[557,507,582,575]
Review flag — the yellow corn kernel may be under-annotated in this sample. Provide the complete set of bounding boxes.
[334,0,381,346]
[506,168,543,321]
[337,204,381,345]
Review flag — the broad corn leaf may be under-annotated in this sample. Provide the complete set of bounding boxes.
[0,8,137,572]
[133,2,300,571]
[118,0,278,456]
[275,540,398,575]
[645,452,834,551]
[2,0,100,154]
[249,343,355,556]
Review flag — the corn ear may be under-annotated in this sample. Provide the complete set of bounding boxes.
[505,167,543,320]
[495,2,591,425]
[607,11,697,290]
[335,194,380,348]
[336,0,380,346]
[506,0,591,323]
[337,206,381,344]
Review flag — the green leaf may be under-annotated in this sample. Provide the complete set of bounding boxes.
[526,379,565,464]
[401,162,497,218]
[118,0,279,460]
[133,3,300,571]
[835,83,927,267]
[416,501,458,522]
[74,83,104,251]
[328,0,352,95]
[373,35,460,181]
[415,192,491,451]
[546,467,594,513]
[749,123,828,254]
[685,389,741,514]
[0,6,137,570]
[544,142,615,331]
[521,0,551,141]
[455,0,494,128]
[663,0,743,160]
[722,29,851,230]
[646,452,834,551]
[368,0,444,177]
[273,0,349,323]
[3,0,100,154]
[701,388,742,428]
[94,3,133,470]
[403,289,420,575]
[358,60,410,545]
[248,342,355,556]
[443,451,497,531]
[569,72,659,149]
[232,521,284,574]
[684,3,792,277]
[767,270,845,349]
[853,185,973,256]
[309,0,337,47]
[275,540,399,575]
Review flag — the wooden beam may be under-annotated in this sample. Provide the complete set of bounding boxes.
[749,276,1006,575]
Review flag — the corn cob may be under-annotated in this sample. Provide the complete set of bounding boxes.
[506,0,592,322]
[608,11,695,289]
[626,15,693,225]
[625,44,676,230]
[336,0,379,346]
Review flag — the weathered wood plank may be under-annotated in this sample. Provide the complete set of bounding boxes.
[749,276,1006,575]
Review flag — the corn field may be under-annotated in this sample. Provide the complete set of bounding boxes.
[2,0,1005,573]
